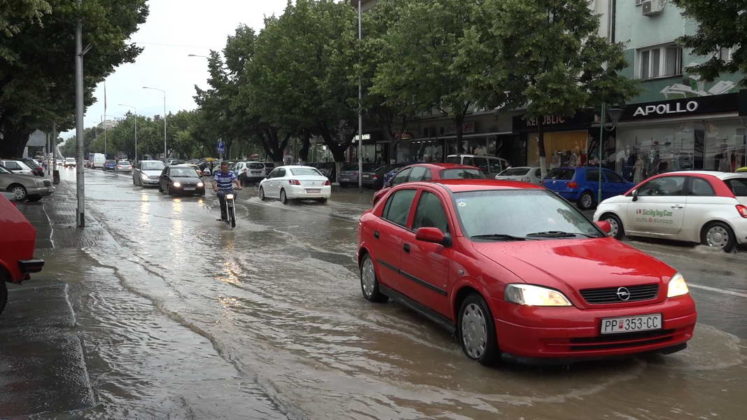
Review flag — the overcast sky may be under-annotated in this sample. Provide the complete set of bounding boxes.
[62,0,289,139]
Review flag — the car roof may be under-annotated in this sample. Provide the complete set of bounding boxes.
[398,179,545,193]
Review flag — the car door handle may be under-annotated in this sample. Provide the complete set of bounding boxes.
[403,243,410,253]
[373,231,380,239]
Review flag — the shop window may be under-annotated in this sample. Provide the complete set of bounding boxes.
[689,178,715,196]
[638,45,682,80]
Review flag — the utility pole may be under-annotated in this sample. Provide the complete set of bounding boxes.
[75,0,85,227]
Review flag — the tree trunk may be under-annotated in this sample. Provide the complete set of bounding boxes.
[537,119,547,179]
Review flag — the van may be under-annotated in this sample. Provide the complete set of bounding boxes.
[445,154,510,177]
[91,153,105,169]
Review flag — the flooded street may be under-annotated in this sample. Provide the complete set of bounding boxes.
[6,168,747,419]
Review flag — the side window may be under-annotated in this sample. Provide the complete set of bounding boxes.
[408,166,428,182]
[689,177,715,196]
[392,168,412,186]
[413,192,449,233]
[383,189,417,227]
[638,176,686,196]
[605,171,625,183]
[586,169,600,182]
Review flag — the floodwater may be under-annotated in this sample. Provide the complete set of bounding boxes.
[40,169,747,418]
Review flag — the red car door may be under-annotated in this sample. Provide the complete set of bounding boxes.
[398,188,454,317]
[371,188,417,292]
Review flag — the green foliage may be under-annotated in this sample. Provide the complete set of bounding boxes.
[674,0,747,86]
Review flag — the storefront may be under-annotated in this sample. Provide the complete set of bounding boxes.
[612,91,747,182]
[514,112,595,168]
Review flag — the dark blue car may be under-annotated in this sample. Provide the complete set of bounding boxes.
[542,166,634,210]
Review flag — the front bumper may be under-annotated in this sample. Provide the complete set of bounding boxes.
[285,185,332,199]
[493,296,697,359]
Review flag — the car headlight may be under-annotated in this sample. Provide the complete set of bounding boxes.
[505,284,572,306]
[667,273,689,298]
[197,182,204,187]
[173,182,182,187]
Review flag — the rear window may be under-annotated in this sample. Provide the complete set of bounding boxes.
[440,168,484,179]
[546,168,575,180]
[289,167,323,176]
[249,163,265,169]
[725,178,747,196]
[499,167,530,176]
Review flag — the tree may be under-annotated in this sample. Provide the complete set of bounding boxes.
[0,0,147,157]
[480,0,638,177]
[673,0,746,86]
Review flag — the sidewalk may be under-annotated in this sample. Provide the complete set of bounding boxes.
[0,181,95,417]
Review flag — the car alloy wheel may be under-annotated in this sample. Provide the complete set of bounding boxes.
[360,255,387,303]
[10,185,27,201]
[578,191,594,210]
[702,222,736,252]
[459,294,499,365]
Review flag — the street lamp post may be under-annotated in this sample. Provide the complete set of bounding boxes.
[142,86,167,160]
[597,105,624,204]
[119,104,138,162]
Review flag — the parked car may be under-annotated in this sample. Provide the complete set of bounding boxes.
[445,154,510,177]
[103,160,117,171]
[0,159,35,175]
[542,166,635,210]
[357,179,696,364]
[373,163,484,204]
[0,194,45,315]
[496,166,542,184]
[594,171,747,252]
[19,158,45,177]
[0,165,54,201]
[115,160,133,172]
[132,160,166,187]
[158,165,205,196]
[258,165,331,204]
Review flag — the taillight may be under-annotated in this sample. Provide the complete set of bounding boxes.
[289,179,301,185]
[324,180,331,186]
[737,205,747,218]
[568,181,578,189]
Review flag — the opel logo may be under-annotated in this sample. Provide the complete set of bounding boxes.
[617,287,631,301]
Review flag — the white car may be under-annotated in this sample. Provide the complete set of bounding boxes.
[495,166,542,184]
[594,171,747,252]
[258,165,331,204]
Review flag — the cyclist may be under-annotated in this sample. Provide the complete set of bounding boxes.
[212,161,241,222]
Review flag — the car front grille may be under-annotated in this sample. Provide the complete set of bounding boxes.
[580,284,659,304]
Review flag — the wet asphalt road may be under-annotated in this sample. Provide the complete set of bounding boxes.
[2,167,747,419]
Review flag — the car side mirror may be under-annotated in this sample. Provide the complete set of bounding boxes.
[595,220,612,235]
[631,189,638,202]
[415,227,450,246]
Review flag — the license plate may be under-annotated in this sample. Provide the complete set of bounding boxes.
[184,187,195,191]
[306,189,321,193]
[601,314,662,334]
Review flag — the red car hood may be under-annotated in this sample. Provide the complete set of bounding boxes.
[472,238,674,292]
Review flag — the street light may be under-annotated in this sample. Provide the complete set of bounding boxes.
[142,86,167,160]
[119,104,138,163]
[597,105,624,204]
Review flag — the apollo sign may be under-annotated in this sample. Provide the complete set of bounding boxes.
[633,100,699,117]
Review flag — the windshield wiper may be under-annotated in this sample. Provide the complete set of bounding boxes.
[525,231,588,238]
[471,234,527,241]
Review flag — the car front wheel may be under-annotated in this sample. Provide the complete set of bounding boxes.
[702,222,736,252]
[360,254,387,303]
[458,293,499,365]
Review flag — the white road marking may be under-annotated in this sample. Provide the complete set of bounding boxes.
[688,283,747,299]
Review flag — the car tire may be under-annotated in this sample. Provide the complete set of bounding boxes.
[259,187,267,201]
[458,293,500,366]
[359,254,388,303]
[600,213,625,240]
[8,184,27,201]
[26,195,42,202]
[577,191,595,210]
[701,222,736,252]
[280,189,288,205]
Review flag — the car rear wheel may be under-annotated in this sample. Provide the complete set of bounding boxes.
[259,187,267,201]
[600,213,625,240]
[701,222,736,252]
[9,184,27,201]
[458,293,499,365]
[280,189,288,205]
[360,254,387,303]
[577,191,595,210]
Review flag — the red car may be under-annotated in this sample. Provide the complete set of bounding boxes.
[357,179,696,364]
[372,162,484,204]
[0,195,44,315]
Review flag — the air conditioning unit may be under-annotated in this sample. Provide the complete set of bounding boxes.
[642,0,665,16]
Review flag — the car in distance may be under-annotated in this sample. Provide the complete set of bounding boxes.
[158,165,205,196]
[133,160,166,187]
[0,159,35,175]
[258,165,331,204]
[542,166,635,210]
[496,166,542,184]
[115,160,133,172]
[0,194,45,314]
[0,165,54,201]
[357,179,696,364]
[594,171,747,252]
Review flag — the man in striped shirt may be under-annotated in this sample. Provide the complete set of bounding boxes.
[211,161,241,221]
